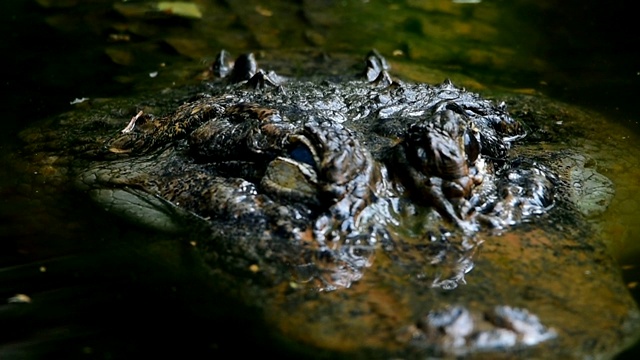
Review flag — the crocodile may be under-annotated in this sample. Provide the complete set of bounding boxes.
[73,50,559,290]
[13,50,639,358]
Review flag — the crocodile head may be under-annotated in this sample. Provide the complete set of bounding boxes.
[79,50,569,291]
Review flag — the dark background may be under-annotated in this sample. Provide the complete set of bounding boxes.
[1,0,638,137]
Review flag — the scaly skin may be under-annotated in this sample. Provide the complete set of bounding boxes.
[85,50,555,290]
[16,50,636,359]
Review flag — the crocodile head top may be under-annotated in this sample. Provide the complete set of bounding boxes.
[16,48,627,359]
[81,50,557,291]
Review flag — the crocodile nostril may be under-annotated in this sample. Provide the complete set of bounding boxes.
[229,53,257,83]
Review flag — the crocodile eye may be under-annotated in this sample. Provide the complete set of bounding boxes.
[464,130,480,164]
[289,143,316,168]
[287,134,321,172]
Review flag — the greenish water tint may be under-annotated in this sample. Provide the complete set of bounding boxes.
[1,0,639,357]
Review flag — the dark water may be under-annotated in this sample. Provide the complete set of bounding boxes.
[1,0,639,358]
[3,0,639,133]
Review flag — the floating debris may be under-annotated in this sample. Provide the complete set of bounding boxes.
[255,6,273,17]
[114,2,202,20]
[122,110,144,134]
[7,294,32,304]
[156,2,202,19]
[70,97,89,105]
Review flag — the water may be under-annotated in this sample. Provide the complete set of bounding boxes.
[1,0,639,358]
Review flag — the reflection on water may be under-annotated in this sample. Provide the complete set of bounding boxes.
[1,0,639,358]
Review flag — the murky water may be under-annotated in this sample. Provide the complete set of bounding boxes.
[2,0,639,358]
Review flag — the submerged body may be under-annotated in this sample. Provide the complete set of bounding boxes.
[15,51,638,358]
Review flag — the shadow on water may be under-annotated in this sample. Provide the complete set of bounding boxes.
[1,0,639,358]
[0,189,321,359]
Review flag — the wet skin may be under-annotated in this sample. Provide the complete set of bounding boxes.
[17,50,637,358]
[90,50,554,290]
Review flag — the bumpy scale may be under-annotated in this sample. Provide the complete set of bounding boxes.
[94,50,556,291]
